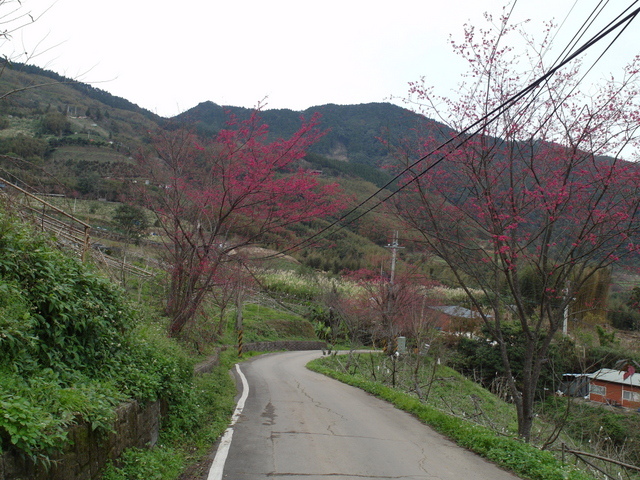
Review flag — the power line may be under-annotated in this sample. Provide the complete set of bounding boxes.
[261,3,640,261]
[506,0,640,149]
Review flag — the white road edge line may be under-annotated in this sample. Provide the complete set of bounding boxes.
[207,363,249,480]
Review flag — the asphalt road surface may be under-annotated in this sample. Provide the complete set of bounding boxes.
[212,350,521,480]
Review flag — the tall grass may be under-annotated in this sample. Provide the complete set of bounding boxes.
[258,269,364,300]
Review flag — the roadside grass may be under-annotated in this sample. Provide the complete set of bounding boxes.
[319,352,520,433]
[308,354,595,480]
[101,349,238,480]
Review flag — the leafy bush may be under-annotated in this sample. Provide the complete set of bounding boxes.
[580,344,640,372]
[0,212,133,376]
[0,279,36,367]
[447,323,568,399]
[0,134,48,159]
[163,350,237,441]
[40,112,72,136]
[0,367,124,462]
[608,289,640,330]
[102,350,238,480]
[0,211,198,464]
[541,397,640,466]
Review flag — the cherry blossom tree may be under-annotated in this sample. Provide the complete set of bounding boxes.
[209,257,253,337]
[137,111,344,336]
[339,268,442,352]
[393,10,640,441]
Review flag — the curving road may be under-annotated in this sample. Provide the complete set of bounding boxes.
[210,350,521,480]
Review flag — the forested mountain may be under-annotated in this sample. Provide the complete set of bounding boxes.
[12,63,164,124]
[1,63,638,308]
[0,64,426,268]
[176,101,453,167]
[0,62,452,177]
[0,62,462,206]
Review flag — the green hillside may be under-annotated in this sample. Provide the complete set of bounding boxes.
[1,62,640,480]
[177,100,454,167]
[0,64,420,274]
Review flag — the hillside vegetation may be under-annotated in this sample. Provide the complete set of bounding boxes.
[0,209,185,459]
[0,207,245,475]
[0,203,325,477]
[0,64,417,276]
[1,62,640,480]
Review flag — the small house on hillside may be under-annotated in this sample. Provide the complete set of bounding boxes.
[588,368,640,408]
[430,305,490,332]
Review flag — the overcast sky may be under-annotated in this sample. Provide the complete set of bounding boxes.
[6,0,640,118]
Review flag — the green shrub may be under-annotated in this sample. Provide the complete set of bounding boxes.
[0,211,199,464]
[541,397,640,466]
[0,367,124,462]
[0,212,133,376]
[102,350,238,480]
[104,324,195,404]
[163,350,236,441]
[0,279,36,367]
[0,134,48,159]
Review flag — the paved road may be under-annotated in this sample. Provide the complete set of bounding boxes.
[214,350,521,480]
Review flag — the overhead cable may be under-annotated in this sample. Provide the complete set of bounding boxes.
[262,3,640,260]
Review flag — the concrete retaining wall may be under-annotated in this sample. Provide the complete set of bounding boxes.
[243,340,327,352]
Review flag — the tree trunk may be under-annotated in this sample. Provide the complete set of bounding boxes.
[166,268,200,336]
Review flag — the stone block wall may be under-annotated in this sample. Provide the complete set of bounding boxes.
[0,344,321,479]
[0,399,165,480]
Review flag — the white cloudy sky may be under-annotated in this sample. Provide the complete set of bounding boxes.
[5,0,640,117]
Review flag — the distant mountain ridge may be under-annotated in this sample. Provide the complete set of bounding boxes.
[13,62,163,123]
[4,63,453,167]
[176,101,453,166]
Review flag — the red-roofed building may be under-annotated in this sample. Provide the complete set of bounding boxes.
[588,368,640,408]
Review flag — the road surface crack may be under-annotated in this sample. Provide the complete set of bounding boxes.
[294,379,346,436]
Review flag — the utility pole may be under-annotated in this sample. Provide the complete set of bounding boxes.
[386,231,403,285]
[562,281,574,335]
[383,232,404,355]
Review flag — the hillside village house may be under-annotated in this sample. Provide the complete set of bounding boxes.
[588,368,640,409]
[429,305,488,332]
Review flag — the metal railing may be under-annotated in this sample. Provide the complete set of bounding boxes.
[561,443,640,480]
[0,176,152,278]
